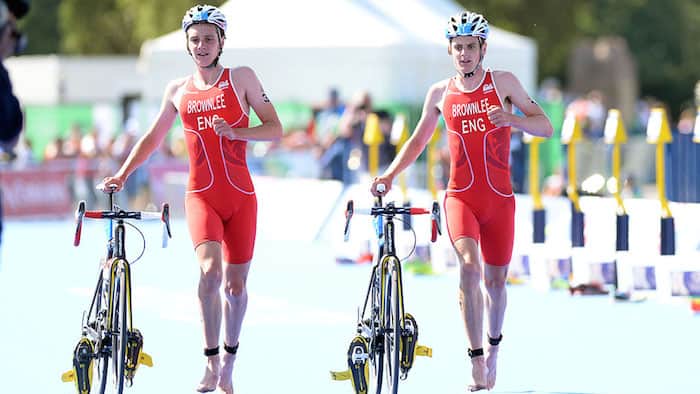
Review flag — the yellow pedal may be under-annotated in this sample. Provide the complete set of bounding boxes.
[138,352,153,367]
[61,370,76,382]
[330,369,351,381]
[416,345,432,358]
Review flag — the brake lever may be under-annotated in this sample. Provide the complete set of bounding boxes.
[344,200,354,242]
[430,201,442,242]
[161,203,172,248]
[74,200,86,247]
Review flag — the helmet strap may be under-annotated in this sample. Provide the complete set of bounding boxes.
[204,56,220,69]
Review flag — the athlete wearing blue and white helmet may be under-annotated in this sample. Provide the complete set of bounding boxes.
[182,4,227,68]
[101,4,282,394]
[371,9,553,393]
[445,11,490,78]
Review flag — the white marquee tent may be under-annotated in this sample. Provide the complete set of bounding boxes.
[139,0,537,105]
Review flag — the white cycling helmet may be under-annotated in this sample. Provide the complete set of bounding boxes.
[445,11,489,40]
[182,4,227,36]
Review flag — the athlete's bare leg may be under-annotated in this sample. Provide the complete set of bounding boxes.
[196,241,224,393]
[454,237,487,391]
[217,262,251,394]
[483,263,508,390]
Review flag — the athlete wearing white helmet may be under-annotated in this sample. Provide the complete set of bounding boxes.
[445,11,490,78]
[101,4,283,394]
[182,4,228,68]
[371,10,553,392]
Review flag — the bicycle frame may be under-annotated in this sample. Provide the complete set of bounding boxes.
[344,195,441,394]
[65,191,171,394]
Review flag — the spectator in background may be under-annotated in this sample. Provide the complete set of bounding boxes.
[375,109,396,170]
[537,78,566,195]
[585,90,606,139]
[509,106,526,193]
[76,125,101,207]
[677,107,696,135]
[566,90,607,140]
[336,90,373,183]
[0,0,28,246]
[111,118,150,208]
[314,87,347,181]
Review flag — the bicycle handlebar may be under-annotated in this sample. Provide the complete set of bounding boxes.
[73,200,173,248]
[344,198,442,243]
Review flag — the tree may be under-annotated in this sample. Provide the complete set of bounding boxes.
[57,0,225,54]
[16,0,61,54]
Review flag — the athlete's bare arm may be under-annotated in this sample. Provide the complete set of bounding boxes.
[100,79,184,190]
[371,80,447,196]
[214,66,282,141]
[489,71,553,138]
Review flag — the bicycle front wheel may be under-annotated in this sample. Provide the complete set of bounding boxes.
[110,260,129,393]
[93,340,110,394]
[383,256,402,394]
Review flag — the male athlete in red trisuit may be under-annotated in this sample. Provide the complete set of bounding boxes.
[101,5,282,393]
[371,11,553,392]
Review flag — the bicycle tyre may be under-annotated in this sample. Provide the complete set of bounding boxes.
[111,261,128,393]
[92,278,110,394]
[383,257,401,394]
[370,267,384,394]
[93,341,110,394]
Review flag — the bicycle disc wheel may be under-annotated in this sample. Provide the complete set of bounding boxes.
[110,262,128,393]
[383,257,401,394]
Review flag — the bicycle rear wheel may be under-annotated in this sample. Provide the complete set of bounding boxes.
[368,267,384,394]
[90,279,110,394]
[93,339,110,394]
[383,257,401,394]
[110,261,128,393]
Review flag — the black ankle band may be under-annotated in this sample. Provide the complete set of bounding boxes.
[223,343,239,355]
[467,348,484,358]
[204,346,219,356]
[488,334,503,346]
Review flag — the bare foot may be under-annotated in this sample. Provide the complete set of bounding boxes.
[196,357,220,393]
[467,356,487,392]
[485,344,500,390]
[217,352,236,394]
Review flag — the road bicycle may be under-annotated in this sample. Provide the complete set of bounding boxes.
[61,189,172,394]
[331,184,442,394]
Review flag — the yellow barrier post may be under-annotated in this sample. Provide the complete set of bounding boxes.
[523,133,546,244]
[646,106,674,255]
[604,109,629,250]
[426,124,442,201]
[561,111,585,248]
[391,114,413,231]
[390,114,410,203]
[363,113,383,178]
[603,109,631,295]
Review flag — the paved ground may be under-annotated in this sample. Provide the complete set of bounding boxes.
[1,219,699,393]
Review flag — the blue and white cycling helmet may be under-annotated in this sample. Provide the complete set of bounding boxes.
[182,4,227,36]
[445,11,489,40]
